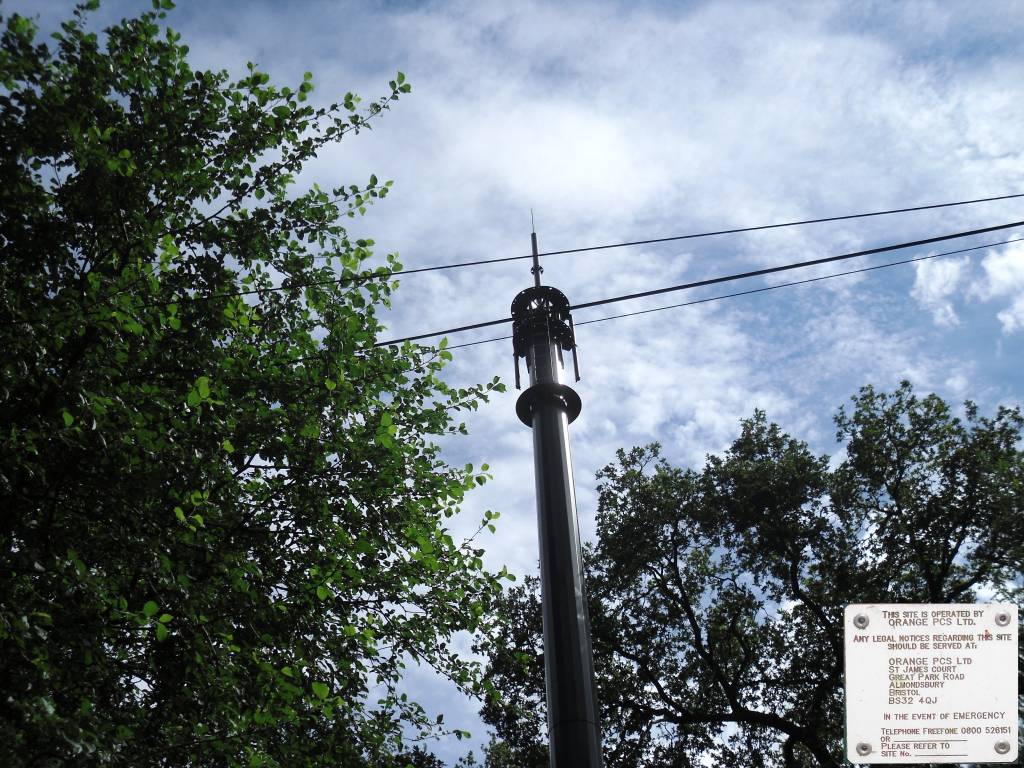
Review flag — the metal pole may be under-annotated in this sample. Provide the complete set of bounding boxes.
[512,275,602,768]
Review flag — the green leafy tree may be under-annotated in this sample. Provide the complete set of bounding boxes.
[390,746,446,768]
[478,383,1023,767]
[0,3,507,765]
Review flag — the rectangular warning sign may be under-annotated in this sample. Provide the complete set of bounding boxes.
[844,603,1018,764]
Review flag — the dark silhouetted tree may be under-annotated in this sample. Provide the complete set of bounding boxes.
[478,383,1022,767]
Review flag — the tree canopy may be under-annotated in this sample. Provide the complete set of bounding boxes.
[0,3,506,765]
[478,383,1023,767]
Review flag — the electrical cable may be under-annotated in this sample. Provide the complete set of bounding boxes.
[375,316,512,346]
[131,191,1024,308]
[346,191,1024,279]
[569,218,1024,311]
[574,236,1024,328]
[7,197,1021,328]
[374,219,1024,346]
[445,333,512,351]
[438,235,1024,350]
[534,192,1024,259]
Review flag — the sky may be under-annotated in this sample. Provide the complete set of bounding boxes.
[20,0,1024,762]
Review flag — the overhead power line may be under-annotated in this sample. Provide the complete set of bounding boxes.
[533,192,1024,259]
[377,315,513,346]
[369,192,1024,278]
[439,235,1024,350]
[573,236,1024,328]
[10,194,1020,323]
[144,191,1024,306]
[444,334,513,351]
[569,218,1024,311]
[375,220,1024,346]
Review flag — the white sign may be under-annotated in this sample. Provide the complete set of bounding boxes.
[845,603,1018,764]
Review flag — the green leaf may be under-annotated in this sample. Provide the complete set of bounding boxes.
[142,601,159,617]
[311,681,329,699]
[62,410,74,427]
[316,585,330,600]
[155,623,169,641]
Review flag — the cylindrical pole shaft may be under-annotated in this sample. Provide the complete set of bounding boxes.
[525,331,602,768]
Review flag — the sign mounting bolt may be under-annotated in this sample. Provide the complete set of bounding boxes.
[994,610,1011,627]
[994,740,1011,755]
[856,742,872,756]
[853,614,869,629]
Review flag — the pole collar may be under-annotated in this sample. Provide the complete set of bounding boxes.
[516,382,582,426]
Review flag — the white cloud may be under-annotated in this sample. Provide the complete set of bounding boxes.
[970,240,1024,333]
[995,299,1024,333]
[911,256,968,326]
[972,241,1024,298]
